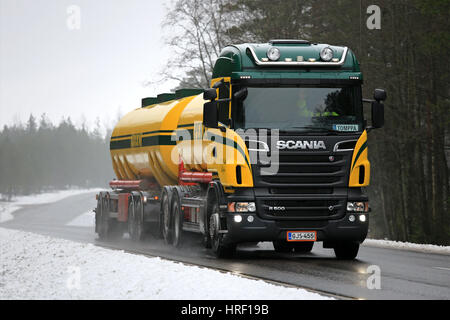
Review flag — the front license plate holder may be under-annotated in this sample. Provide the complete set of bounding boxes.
[287,231,317,242]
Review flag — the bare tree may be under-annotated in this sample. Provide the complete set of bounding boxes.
[161,0,230,89]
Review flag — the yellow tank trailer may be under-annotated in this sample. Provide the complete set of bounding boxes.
[110,88,253,188]
[110,91,203,186]
[96,39,386,259]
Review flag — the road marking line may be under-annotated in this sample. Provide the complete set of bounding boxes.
[433,267,450,271]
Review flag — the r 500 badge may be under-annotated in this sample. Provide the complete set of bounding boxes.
[287,231,317,242]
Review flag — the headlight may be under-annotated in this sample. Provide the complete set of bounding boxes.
[347,201,369,212]
[228,202,256,213]
[267,47,281,61]
[320,47,333,62]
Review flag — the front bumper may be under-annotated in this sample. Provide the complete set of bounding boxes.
[224,211,368,244]
[222,188,369,245]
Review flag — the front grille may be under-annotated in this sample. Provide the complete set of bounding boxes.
[247,135,357,222]
[260,198,344,219]
[278,154,343,163]
[269,188,333,195]
[253,150,351,188]
[261,176,341,185]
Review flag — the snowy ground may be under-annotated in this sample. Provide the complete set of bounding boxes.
[0,228,331,300]
[363,239,450,255]
[0,189,102,223]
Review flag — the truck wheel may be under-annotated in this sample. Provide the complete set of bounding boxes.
[161,189,173,245]
[334,242,360,260]
[272,240,293,253]
[209,202,235,258]
[96,194,110,240]
[128,196,145,241]
[95,194,107,239]
[171,194,183,248]
[292,242,314,253]
[96,194,122,240]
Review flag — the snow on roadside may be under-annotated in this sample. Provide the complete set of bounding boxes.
[363,239,450,255]
[0,189,102,223]
[0,228,331,300]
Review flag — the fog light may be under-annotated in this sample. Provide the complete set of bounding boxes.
[247,215,254,223]
[359,215,366,222]
[234,215,242,223]
[349,215,356,222]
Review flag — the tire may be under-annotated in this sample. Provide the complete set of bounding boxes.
[161,189,173,245]
[96,194,122,240]
[171,194,183,248]
[95,194,107,239]
[334,242,360,260]
[292,242,314,253]
[208,202,235,258]
[96,194,110,240]
[128,196,145,241]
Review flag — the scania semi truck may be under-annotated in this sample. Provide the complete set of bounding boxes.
[95,39,386,259]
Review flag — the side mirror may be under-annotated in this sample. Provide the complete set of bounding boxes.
[233,88,248,101]
[371,101,384,129]
[203,88,217,101]
[374,88,387,102]
[203,101,218,128]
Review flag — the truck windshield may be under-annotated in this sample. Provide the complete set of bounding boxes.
[232,86,364,132]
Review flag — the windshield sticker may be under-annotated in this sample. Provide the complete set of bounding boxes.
[333,124,359,132]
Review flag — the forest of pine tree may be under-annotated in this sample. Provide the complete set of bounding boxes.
[0,114,114,200]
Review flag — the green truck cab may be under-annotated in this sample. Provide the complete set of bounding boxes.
[202,39,386,259]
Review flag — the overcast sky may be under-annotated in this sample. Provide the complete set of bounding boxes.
[0,0,178,130]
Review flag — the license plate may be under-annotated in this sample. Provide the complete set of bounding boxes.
[287,231,317,242]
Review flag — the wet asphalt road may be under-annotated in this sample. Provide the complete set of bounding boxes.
[1,191,449,300]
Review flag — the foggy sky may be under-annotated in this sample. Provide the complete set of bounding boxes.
[0,0,177,129]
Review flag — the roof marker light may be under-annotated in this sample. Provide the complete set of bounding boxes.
[267,47,281,61]
[320,47,334,62]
